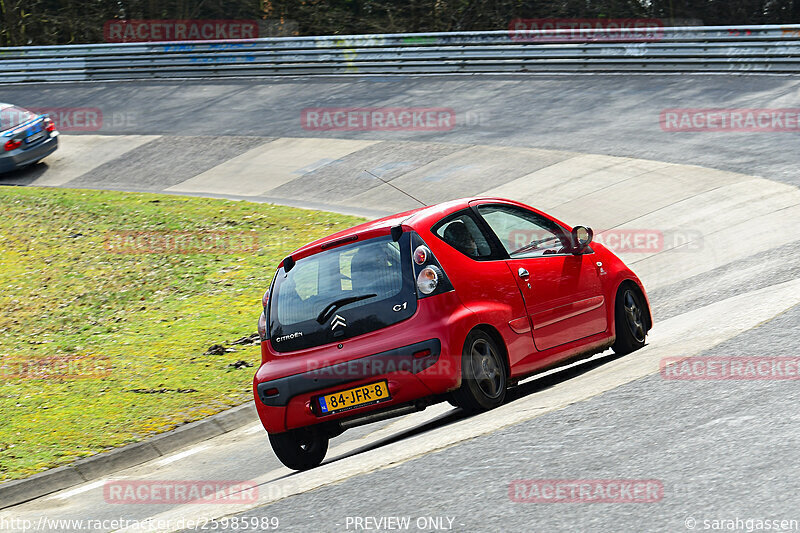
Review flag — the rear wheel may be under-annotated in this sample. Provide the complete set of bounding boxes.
[268,426,328,471]
[612,287,647,355]
[451,330,507,412]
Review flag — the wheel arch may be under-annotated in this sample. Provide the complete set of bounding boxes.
[468,323,512,381]
[615,279,652,332]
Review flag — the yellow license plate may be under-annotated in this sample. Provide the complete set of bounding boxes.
[318,380,390,415]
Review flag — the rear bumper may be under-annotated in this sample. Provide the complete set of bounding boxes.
[257,339,451,433]
[0,134,58,174]
[256,339,442,407]
[253,292,474,433]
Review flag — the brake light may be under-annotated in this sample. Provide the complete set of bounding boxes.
[4,139,21,152]
[44,117,56,132]
[320,235,358,250]
[413,245,429,265]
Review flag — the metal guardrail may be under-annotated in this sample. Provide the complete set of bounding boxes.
[1,25,800,82]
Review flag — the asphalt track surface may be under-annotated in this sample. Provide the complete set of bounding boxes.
[1,74,800,533]
[2,74,800,184]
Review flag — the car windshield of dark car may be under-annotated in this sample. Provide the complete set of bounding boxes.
[0,106,36,131]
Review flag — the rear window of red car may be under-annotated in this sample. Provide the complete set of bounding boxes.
[268,234,417,352]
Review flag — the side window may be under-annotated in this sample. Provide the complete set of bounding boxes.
[434,212,493,259]
[477,205,570,258]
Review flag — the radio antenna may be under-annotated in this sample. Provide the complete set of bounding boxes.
[363,169,427,207]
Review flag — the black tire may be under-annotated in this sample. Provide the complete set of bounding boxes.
[451,330,507,412]
[268,426,329,471]
[612,286,647,355]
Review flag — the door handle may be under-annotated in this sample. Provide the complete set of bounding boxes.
[518,267,529,279]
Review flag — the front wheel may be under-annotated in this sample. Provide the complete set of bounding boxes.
[268,426,329,471]
[612,287,647,355]
[450,330,507,412]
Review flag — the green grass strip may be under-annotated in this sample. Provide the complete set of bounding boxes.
[0,186,365,481]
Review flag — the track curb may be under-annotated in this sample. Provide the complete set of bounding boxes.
[0,402,258,510]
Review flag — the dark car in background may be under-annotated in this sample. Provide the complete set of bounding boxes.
[0,103,59,174]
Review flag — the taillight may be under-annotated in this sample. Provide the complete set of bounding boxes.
[44,117,56,132]
[261,289,270,309]
[417,265,442,295]
[257,312,267,341]
[413,245,429,265]
[411,233,452,298]
[4,139,21,152]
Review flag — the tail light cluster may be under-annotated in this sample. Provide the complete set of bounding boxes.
[4,139,22,152]
[257,288,269,341]
[258,311,267,341]
[44,117,56,132]
[411,234,453,298]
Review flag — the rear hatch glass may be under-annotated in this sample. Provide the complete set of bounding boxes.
[269,233,417,352]
[0,106,37,132]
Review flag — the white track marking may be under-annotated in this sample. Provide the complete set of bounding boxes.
[156,445,210,467]
[244,424,264,435]
[49,480,109,500]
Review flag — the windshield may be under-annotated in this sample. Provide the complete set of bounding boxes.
[0,106,37,132]
[269,233,417,352]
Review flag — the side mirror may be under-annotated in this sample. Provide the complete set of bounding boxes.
[571,226,593,252]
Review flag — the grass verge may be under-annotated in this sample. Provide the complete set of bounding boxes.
[0,186,365,481]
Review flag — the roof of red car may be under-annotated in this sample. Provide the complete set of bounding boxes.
[286,197,513,262]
